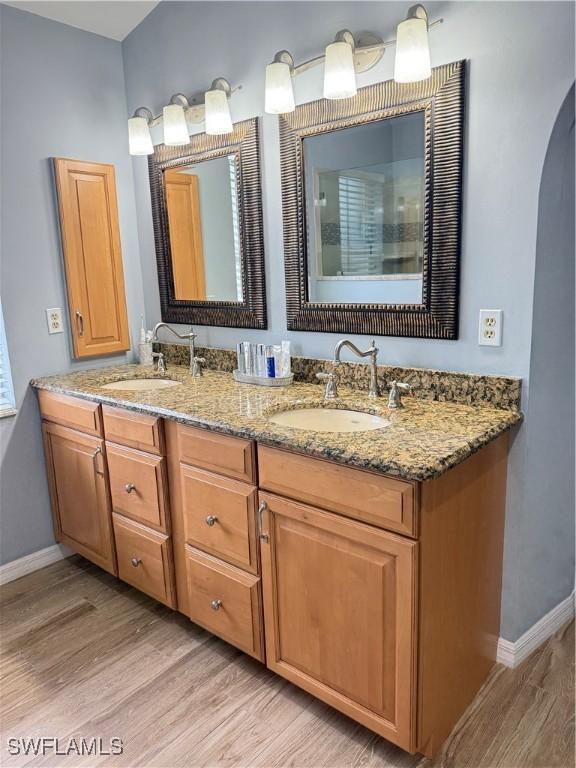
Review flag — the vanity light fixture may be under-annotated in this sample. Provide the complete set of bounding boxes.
[265,51,296,114]
[127,79,240,155]
[204,78,233,135]
[263,4,441,115]
[394,4,432,83]
[323,31,357,100]
[128,107,154,155]
[163,94,191,146]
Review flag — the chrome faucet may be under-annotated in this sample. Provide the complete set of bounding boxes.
[333,339,381,399]
[151,322,205,377]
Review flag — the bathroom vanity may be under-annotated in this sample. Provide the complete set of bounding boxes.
[33,363,520,757]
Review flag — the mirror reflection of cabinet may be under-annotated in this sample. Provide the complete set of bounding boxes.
[164,170,206,301]
[164,156,242,303]
[149,118,267,329]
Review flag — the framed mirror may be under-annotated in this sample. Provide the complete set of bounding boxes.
[280,60,465,338]
[149,117,267,328]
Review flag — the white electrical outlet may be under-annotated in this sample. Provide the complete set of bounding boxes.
[46,308,64,334]
[478,309,503,346]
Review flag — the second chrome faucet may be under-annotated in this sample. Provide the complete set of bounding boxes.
[317,339,381,400]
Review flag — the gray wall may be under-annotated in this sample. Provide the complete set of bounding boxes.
[500,87,575,639]
[0,5,145,564]
[122,1,575,641]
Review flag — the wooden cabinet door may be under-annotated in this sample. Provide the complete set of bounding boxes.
[164,169,206,300]
[259,492,418,752]
[53,158,130,358]
[42,422,116,575]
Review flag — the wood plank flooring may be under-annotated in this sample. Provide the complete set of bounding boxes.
[1,557,573,768]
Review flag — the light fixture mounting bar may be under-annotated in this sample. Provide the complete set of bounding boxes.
[289,16,442,78]
[133,82,242,127]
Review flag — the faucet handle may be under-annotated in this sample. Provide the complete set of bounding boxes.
[387,381,411,409]
[316,369,339,401]
[152,351,166,374]
[191,356,205,378]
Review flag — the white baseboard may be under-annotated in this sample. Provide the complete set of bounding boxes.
[0,544,73,586]
[497,591,575,668]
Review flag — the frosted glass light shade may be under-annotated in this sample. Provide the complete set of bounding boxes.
[265,61,295,114]
[394,17,431,83]
[128,116,153,155]
[205,88,233,135]
[323,41,357,100]
[163,103,190,146]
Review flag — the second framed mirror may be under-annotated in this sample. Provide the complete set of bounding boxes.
[280,60,465,339]
[149,117,267,328]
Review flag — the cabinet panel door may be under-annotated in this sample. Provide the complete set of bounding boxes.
[259,492,417,752]
[42,422,116,574]
[54,158,130,358]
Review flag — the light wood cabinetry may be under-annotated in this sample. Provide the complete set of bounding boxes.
[259,491,418,751]
[38,391,509,758]
[107,443,170,533]
[185,546,263,660]
[42,421,116,575]
[53,158,130,358]
[113,514,175,607]
[102,406,164,455]
[177,423,256,483]
[38,390,103,436]
[180,464,259,573]
[259,445,418,537]
[164,169,206,301]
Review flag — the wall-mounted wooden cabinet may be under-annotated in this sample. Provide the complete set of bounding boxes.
[53,158,130,358]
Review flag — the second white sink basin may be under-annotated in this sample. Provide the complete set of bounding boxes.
[101,378,181,392]
[268,408,390,433]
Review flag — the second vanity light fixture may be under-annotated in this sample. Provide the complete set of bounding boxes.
[128,78,237,156]
[265,4,440,114]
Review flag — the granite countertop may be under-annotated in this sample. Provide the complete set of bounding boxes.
[31,364,522,482]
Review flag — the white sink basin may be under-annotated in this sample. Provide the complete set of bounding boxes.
[100,378,181,392]
[268,408,390,433]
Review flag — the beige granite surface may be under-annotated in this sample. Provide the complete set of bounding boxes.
[159,343,523,411]
[31,364,522,482]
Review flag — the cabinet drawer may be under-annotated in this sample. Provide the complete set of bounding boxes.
[38,390,102,436]
[107,444,169,533]
[258,445,418,538]
[113,515,175,607]
[103,406,164,455]
[177,424,255,483]
[185,546,263,661]
[181,465,258,573]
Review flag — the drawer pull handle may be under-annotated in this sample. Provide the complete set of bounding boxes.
[210,599,223,611]
[131,558,142,567]
[258,501,269,543]
[125,483,137,494]
[205,515,218,526]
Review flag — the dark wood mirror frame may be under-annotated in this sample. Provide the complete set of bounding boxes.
[149,117,267,328]
[280,60,465,339]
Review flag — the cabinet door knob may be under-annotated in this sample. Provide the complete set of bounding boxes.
[125,483,136,494]
[210,599,223,611]
[205,515,218,526]
[131,558,142,567]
